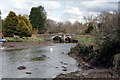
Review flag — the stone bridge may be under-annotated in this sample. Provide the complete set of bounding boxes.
[37,33,78,43]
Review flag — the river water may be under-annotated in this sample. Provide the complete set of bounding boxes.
[1,43,80,78]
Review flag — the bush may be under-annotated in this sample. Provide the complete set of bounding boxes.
[90,11,120,68]
[78,45,93,56]
[113,54,120,69]
[84,22,94,34]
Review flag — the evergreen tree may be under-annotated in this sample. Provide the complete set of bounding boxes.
[16,20,31,38]
[18,15,32,34]
[3,11,18,37]
[16,15,32,37]
[29,6,46,34]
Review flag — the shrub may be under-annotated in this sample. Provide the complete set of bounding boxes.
[113,54,120,69]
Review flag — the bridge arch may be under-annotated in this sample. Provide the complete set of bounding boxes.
[65,36,71,43]
[52,36,62,43]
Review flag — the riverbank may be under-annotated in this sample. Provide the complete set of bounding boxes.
[55,69,120,78]
[2,41,52,50]
[55,43,120,79]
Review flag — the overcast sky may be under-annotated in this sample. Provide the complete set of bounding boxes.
[0,0,119,23]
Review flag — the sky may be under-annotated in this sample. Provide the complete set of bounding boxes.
[0,0,119,23]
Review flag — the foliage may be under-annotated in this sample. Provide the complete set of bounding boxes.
[92,39,120,67]
[3,11,19,37]
[16,20,31,38]
[78,45,93,56]
[45,19,60,34]
[3,11,33,37]
[16,15,32,37]
[113,54,120,69]
[45,19,85,34]
[84,22,94,34]
[18,15,32,33]
[93,11,118,47]
[74,11,120,68]
[29,6,47,34]
[91,11,120,68]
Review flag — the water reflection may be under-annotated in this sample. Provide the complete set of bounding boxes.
[50,48,53,52]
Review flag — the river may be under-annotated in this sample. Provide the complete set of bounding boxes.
[1,43,80,78]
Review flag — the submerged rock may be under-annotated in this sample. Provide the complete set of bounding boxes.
[31,55,46,61]
[18,66,26,70]
[63,63,68,65]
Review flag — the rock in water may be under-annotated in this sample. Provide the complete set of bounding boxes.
[61,61,63,64]
[61,65,67,68]
[62,68,67,71]
[26,72,32,74]
[62,52,64,54]
[18,66,26,70]
[55,67,58,68]
[63,63,68,65]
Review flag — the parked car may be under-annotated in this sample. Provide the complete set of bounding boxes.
[0,38,7,42]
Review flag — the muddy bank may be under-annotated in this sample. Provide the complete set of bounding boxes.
[55,69,120,78]
[2,41,52,50]
[55,43,120,78]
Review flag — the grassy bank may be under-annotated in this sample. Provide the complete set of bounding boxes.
[75,35,95,45]
[5,37,45,42]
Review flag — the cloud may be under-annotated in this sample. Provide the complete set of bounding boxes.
[0,0,119,23]
[0,0,61,19]
[42,1,61,11]
[81,0,118,12]
[47,16,60,22]
[62,5,100,23]
[63,6,83,16]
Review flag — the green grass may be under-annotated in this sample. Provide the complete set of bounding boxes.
[75,35,95,45]
[5,36,45,42]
